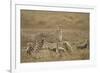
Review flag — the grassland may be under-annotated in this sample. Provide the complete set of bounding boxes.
[21,10,89,63]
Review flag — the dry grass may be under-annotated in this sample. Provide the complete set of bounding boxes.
[20,10,89,63]
[21,47,89,63]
